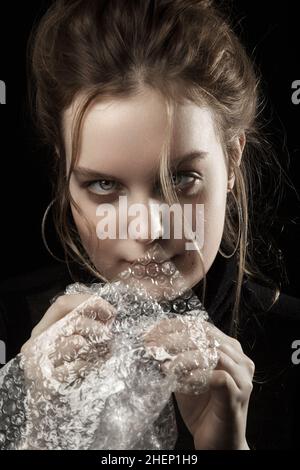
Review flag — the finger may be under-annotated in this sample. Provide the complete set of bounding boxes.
[142,314,208,344]
[174,368,211,395]
[217,342,255,376]
[161,349,215,377]
[32,294,116,340]
[53,358,89,385]
[62,314,114,342]
[78,296,116,323]
[206,323,244,353]
[207,326,255,382]
[50,322,113,368]
[144,331,199,355]
[49,334,91,368]
[24,305,115,367]
[142,316,192,340]
[209,369,239,407]
[176,369,240,402]
[31,293,94,339]
[214,352,254,404]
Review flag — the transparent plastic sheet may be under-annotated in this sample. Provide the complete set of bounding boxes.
[0,244,219,450]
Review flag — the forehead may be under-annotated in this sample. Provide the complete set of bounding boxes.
[63,88,219,174]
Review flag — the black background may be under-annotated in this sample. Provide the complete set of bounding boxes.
[0,1,299,297]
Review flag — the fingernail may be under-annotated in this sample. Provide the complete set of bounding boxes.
[97,309,113,322]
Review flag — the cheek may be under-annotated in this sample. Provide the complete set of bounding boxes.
[70,203,99,263]
[174,179,227,287]
[69,186,121,271]
[193,166,228,271]
[69,184,107,261]
[69,185,97,247]
[203,192,227,249]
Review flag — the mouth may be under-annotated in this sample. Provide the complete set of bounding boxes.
[125,244,179,265]
[124,253,179,266]
[118,255,181,282]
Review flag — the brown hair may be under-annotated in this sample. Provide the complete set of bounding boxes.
[28,0,285,336]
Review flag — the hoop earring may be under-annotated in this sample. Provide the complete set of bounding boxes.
[41,198,65,263]
[218,190,242,259]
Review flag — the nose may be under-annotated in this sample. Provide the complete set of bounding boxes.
[128,198,164,245]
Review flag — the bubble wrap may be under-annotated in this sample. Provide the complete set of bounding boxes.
[0,244,219,450]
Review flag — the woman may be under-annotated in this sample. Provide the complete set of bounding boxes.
[0,0,299,450]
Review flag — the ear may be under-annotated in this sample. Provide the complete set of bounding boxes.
[227,132,246,192]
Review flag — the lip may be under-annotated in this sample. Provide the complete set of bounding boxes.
[124,254,179,264]
[123,242,182,264]
[117,254,182,281]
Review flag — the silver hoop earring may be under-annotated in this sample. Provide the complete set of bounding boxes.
[218,190,242,259]
[41,198,65,263]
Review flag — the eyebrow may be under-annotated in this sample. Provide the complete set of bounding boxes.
[172,150,208,167]
[73,151,208,181]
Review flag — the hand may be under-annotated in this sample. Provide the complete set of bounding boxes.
[143,318,254,450]
[21,293,116,388]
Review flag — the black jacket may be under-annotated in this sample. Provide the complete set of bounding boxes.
[0,253,299,450]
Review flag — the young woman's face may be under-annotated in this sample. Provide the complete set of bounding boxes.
[63,87,235,289]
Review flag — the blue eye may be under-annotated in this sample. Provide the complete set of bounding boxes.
[171,172,201,192]
[88,179,119,195]
[84,172,202,197]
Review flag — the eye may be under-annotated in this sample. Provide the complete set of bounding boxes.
[171,172,202,193]
[87,179,120,195]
